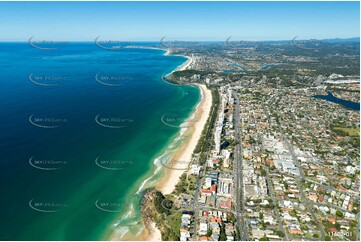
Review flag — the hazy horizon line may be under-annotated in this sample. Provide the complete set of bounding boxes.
[1,36,360,43]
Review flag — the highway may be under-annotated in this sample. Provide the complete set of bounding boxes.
[232,90,249,241]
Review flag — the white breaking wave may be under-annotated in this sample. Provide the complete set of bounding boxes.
[135,88,201,195]
[110,226,129,241]
[121,203,133,220]
[136,152,168,194]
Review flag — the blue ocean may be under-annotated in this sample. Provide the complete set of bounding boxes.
[0,43,200,240]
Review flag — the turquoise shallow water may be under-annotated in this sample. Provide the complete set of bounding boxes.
[0,43,200,240]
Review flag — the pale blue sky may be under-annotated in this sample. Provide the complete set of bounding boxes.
[0,1,359,41]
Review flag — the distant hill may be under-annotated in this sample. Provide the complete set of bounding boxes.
[228,37,360,44]
[321,37,360,43]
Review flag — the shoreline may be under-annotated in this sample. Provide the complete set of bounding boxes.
[137,83,212,241]
[156,84,212,195]
[125,45,193,74]
[176,54,193,72]
[142,49,202,241]
[108,47,206,241]
[134,222,162,241]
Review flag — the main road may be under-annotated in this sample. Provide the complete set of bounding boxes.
[232,90,249,241]
[192,89,249,240]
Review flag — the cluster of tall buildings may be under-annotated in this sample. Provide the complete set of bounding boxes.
[214,86,233,154]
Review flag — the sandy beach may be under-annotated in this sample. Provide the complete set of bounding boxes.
[110,49,209,242]
[163,49,193,72]
[137,84,212,241]
[156,84,212,194]
[177,55,193,71]
[135,222,162,241]
[125,45,193,73]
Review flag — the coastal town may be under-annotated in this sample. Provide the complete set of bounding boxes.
[1,1,360,241]
[143,39,360,241]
